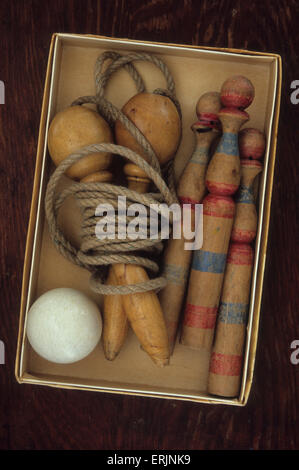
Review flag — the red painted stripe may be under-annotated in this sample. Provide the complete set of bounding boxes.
[227,243,253,265]
[194,113,220,129]
[206,180,239,196]
[179,196,200,211]
[231,228,256,244]
[221,93,253,109]
[240,147,265,161]
[198,112,219,121]
[209,352,243,376]
[183,304,217,329]
[241,159,263,169]
[203,194,235,218]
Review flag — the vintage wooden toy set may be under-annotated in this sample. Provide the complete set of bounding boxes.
[15,33,281,406]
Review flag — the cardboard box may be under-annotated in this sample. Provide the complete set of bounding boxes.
[15,33,281,406]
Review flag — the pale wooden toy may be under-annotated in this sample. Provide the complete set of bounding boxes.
[208,131,265,397]
[109,163,170,367]
[159,91,221,354]
[180,75,254,351]
[103,91,181,366]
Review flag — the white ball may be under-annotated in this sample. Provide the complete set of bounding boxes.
[26,288,102,364]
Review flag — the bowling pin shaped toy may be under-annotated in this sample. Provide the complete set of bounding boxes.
[180,76,255,351]
[159,91,221,354]
[208,130,265,397]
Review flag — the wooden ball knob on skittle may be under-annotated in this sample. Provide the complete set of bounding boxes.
[181,75,255,351]
[239,128,266,160]
[159,91,221,354]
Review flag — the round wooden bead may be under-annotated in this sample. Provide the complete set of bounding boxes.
[48,105,113,180]
[239,128,266,160]
[114,92,181,166]
[220,75,255,110]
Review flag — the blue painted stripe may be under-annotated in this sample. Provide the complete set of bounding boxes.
[190,146,210,165]
[235,185,254,204]
[216,132,239,156]
[164,263,189,285]
[218,302,248,324]
[192,250,227,274]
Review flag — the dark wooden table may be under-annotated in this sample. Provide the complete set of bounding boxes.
[0,0,298,451]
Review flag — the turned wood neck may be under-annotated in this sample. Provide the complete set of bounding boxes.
[80,170,113,183]
[124,163,151,194]
[240,160,263,189]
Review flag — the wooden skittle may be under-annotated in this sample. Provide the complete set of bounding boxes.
[208,131,265,397]
[180,75,255,351]
[159,91,221,354]
[109,163,170,367]
[180,194,236,350]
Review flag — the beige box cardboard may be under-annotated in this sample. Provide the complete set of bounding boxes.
[15,33,281,406]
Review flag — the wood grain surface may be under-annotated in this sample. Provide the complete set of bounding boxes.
[0,0,298,451]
